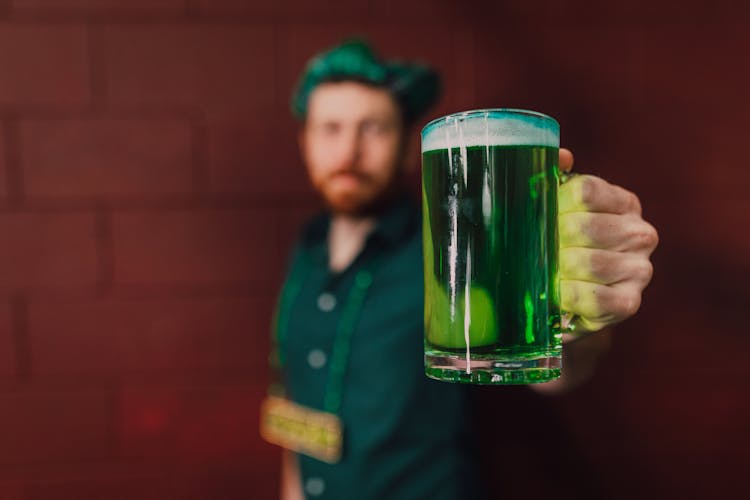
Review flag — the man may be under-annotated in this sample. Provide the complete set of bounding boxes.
[264,40,658,500]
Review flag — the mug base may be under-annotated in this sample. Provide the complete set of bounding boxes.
[425,353,561,385]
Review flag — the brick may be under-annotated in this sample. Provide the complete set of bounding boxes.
[0,303,14,378]
[615,291,750,375]
[172,469,279,500]
[634,24,748,107]
[466,28,530,110]
[620,105,748,200]
[0,25,89,108]
[189,0,277,15]
[459,0,569,22]
[616,451,749,500]
[563,0,735,23]
[112,209,281,286]
[281,0,369,18]
[699,120,750,199]
[568,100,749,203]
[28,297,274,376]
[450,25,477,111]
[534,107,677,205]
[0,214,99,292]
[207,114,314,196]
[474,24,637,110]
[0,126,7,201]
[0,482,23,500]
[192,0,366,18]
[118,384,268,460]
[369,0,457,19]
[24,477,172,500]
[655,200,750,268]
[0,389,111,463]
[556,108,673,202]
[454,0,738,25]
[617,378,750,455]
[609,202,750,376]
[103,26,275,117]
[21,118,194,199]
[13,0,184,13]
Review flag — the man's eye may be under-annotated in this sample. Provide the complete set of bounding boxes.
[362,121,386,135]
[320,123,340,135]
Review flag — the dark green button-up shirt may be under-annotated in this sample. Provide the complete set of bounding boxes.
[278,195,481,500]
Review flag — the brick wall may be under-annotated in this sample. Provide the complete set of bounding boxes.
[0,0,748,498]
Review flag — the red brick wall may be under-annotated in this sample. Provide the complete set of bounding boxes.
[0,1,747,498]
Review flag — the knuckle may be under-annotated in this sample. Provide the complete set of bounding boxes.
[559,249,577,277]
[585,214,610,242]
[579,177,602,207]
[638,260,654,284]
[558,213,573,236]
[559,213,586,246]
[624,292,642,316]
[636,226,658,249]
[627,191,642,214]
[588,250,610,280]
[625,220,657,249]
[560,280,580,310]
[612,290,641,318]
[645,224,659,248]
[591,285,610,318]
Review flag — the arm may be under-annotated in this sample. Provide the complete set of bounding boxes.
[533,150,658,394]
[280,450,304,500]
[532,328,612,394]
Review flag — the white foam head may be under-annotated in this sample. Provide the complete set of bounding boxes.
[421,109,559,152]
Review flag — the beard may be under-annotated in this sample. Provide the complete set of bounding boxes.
[314,168,403,217]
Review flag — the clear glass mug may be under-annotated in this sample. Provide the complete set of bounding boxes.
[422,109,563,384]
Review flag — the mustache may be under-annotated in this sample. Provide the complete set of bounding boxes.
[327,169,373,183]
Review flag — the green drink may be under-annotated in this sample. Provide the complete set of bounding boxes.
[422,109,563,384]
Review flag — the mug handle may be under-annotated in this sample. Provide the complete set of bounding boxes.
[559,170,578,336]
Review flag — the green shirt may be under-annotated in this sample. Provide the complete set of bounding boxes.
[278,196,481,500]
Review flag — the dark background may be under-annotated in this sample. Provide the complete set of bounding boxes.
[0,0,748,498]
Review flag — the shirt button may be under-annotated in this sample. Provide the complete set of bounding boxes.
[305,477,325,497]
[307,349,327,369]
[317,292,337,312]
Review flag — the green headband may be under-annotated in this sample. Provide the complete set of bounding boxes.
[290,39,441,125]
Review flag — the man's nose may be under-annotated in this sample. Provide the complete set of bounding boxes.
[338,129,362,169]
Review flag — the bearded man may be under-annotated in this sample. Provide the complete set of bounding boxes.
[263,40,658,500]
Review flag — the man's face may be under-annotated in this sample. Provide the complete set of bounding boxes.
[301,81,405,215]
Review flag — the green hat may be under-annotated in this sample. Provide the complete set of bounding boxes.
[291,39,441,126]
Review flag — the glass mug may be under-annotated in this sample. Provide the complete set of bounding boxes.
[422,109,564,385]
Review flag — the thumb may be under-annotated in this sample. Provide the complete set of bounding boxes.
[559,148,574,172]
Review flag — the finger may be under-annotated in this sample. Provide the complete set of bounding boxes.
[572,316,613,334]
[559,175,642,215]
[561,280,642,329]
[560,212,659,253]
[560,247,654,286]
[559,148,574,172]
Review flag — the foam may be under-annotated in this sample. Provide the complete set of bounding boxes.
[421,109,559,152]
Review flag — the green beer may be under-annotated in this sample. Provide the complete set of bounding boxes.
[422,109,562,384]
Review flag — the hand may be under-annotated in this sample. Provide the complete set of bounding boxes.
[558,149,658,335]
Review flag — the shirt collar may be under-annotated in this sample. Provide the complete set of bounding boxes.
[368,193,419,247]
[300,193,419,251]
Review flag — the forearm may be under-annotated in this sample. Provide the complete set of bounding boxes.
[531,328,613,395]
[281,450,303,500]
